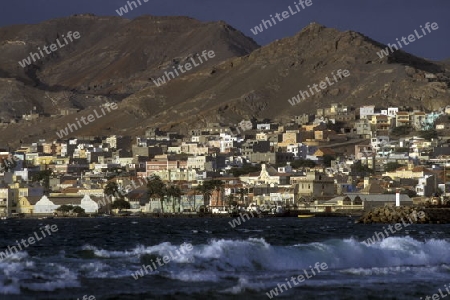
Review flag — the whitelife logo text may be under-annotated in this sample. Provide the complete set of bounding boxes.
[250,0,313,36]
[266,262,328,298]
[18,31,81,68]
[0,225,58,261]
[131,243,194,280]
[228,210,261,228]
[56,102,118,139]
[288,69,350,106]
[115,0,149,16]
[97,174,157,207]
[362,210,425,246]
[376,22,439,59]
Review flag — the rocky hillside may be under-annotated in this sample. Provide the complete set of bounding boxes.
[0,14,259,120]
[120,22,450,133]
[0,17,449,146]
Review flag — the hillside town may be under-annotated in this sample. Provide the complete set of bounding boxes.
[1,103,450,218]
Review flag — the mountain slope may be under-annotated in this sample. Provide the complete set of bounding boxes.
[120,23,450,132]
[0,14,259,120]
[0,21,449,146]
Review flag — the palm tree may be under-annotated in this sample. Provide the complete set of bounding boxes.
[238,188,248,206]
[196,183,212,207]
[168,185,175,213]
[167,185,182,213]
[32,169,53,194]
[103,181,122,213]
[206,180,224,200]
[174,186,183,212]
[104,182,120,199]
[147,176,167,214]
[192,186,201,212]
[207,180,224,191]
[214,181,225,207]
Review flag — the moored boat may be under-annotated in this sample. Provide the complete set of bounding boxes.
[298,214,315,218]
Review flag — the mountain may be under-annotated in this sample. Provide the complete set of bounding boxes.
[120,22,450,132]
[0,17,449,146]
[0,14,259,120]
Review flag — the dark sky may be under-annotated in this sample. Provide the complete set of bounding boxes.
[1,0,448,61]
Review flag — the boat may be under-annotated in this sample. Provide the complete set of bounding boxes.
[1,214,20,220]
[298,214,315,218]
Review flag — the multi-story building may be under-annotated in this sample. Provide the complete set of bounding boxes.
[360,106,375,119]
[146,157,187,175]
[380,107,398,117]
[286,143,310,159]
[240,164,290,185]
[354,119,372,138]
[317,103,348,117]
[278,130,301,147]
[396,112,412,127]
[415,175,435,197]
[367,114,391,132]
[370,136,390,152]
[0,187,16,216]
[334,112,356,122]
[294,114,312,125]
[180,143,208,155]
[187,156,209,170]
[355,145,375,160]
[290,171,335,198]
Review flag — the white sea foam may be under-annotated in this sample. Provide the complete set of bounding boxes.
[22,264,80,291]
[107,237,450,272]
[3,236,450,296]
[221,277,266,294]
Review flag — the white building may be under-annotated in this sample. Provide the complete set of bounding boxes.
[80,194,99,213]
[105,136,117,149]
[34,196,59,214]
[388,107,398,117]
[415,175,435,197]
[34,195,99,214]
[219,134,234,152]
[381,107,399,117]
[360,106,375,119]
[187,156,208,170]
[370,136,390,152]
[256,123,271,130]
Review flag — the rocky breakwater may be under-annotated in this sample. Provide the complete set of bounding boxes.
[358,206,450,224]
[357,206,428,224]
[420,207,450,224]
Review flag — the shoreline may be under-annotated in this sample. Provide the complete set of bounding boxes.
[1,211,362,220]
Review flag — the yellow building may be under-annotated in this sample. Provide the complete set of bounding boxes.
[278,130,300,147]
[34,155,55,166]
[17,196,36,214]
[291,171,335,198]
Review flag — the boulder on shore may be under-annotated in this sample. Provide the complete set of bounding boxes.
[356,206,450,224]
